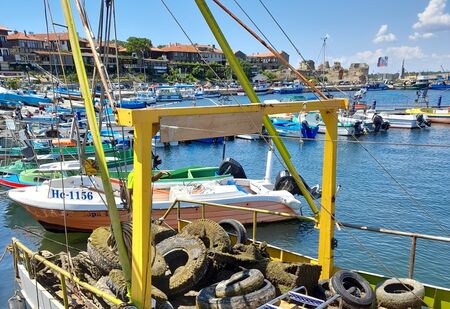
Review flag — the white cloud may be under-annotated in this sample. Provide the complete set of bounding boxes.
[409,32,435,40]
[386,46,424,59]
[373,25,397,43]
[413,0,450,32]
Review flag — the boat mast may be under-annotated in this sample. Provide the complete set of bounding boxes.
[195,0,338,279]
[60,0,131,289]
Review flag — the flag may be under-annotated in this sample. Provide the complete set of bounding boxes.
[377,56,388,67]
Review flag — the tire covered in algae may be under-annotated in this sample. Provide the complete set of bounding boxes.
[181,219,231,252]
[88,227,121,274]
[156,235,208,296]
[88,226,171,278]
[196,279,276,309]
[218,219,247,244]
[215,269,264,298]
[375,278,424,309]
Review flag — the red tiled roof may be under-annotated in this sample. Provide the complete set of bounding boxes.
[32,32,70,41]
[7,32,43,41]
[159,44,198,53]
[0,25,11,32]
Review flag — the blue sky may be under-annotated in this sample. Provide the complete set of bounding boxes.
[1,0,450,73]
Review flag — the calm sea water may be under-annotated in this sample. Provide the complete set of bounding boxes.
[1,89,449,303]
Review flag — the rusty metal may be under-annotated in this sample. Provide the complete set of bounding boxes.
[409,236,417,279]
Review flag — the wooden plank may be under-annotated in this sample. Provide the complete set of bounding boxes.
[160,112,262,142]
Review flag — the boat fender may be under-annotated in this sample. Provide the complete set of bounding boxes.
[217,158,247,179]
[196,279,276,309]
[375,278,425,309]
[156,235,209,296]
[218,219,248,244]
[215,269,265,298]
[181,219,232,252]
[330,270,375,308]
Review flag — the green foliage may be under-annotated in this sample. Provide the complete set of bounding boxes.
[262,70,276,81]
[6,78,20,90]
[238,60,252,79]
[125,37,152,57]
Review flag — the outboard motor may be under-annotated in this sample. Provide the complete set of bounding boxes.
[372,114,383,132]
[274,170,321,199]
[416,114,430,128]
[218,158,247,179]
[354,120,365,135]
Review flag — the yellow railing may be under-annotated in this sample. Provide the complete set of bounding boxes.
[11,238,124,308]
[157,199,316,242]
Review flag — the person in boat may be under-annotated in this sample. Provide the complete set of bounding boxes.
[126,169,171,209]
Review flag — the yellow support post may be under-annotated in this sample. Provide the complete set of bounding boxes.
[131,124,153,308]
[318,110,338,279]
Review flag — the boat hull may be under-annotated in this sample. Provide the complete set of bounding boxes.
[18,200,296,232]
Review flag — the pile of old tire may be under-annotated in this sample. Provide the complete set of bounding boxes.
[375,278,425,309]
[196,268,276,308]
[328,270,376,309]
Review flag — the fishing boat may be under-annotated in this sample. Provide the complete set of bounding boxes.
[156,86,183,102]
[0,89,52,107]
[405,107,450,124]
[353,109,430,129]
[272,82,303,94]
[7,1,449,308]
[303,111,367,136]
[363,82,388,91]
[203,88,221,98]
[253,82,270,95]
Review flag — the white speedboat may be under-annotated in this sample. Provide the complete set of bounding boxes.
[353,110,430,129]
[303,112,368,136]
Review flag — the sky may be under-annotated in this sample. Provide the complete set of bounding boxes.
[1,0,450,74]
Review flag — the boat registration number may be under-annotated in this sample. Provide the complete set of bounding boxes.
[50,189,94,200]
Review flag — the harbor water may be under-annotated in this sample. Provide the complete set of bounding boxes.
[1,89,450,304]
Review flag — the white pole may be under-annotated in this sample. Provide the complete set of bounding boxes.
[264,141,274,184]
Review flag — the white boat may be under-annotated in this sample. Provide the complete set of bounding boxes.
[156,87,183,102]
[353,110,430,129]
[8,174,301,232]
[303,112,367,136]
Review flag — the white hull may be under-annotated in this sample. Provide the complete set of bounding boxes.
[8,176,301,214]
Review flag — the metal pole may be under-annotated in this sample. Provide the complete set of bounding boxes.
[194,0,320,218]
[408,236,417,279]
[60,0,131,289]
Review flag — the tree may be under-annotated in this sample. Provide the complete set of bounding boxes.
[262,70,276,81]
[6,78,20,90]
[125,37,152,57]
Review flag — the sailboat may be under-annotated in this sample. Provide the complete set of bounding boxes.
[7,1,449,309]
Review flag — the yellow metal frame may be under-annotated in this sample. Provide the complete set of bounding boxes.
[115,98,342,307]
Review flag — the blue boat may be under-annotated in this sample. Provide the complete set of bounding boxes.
[0,90,52,107]
[364,82,388,91]
[271,118,319,139]
[117,101,147,109]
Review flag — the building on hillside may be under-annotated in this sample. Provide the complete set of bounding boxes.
[159,43,225,64]
[247,51,289,71]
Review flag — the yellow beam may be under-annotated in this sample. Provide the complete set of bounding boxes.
[116,99,347,126]
[131,124,153,308]
[318,110,338,279]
